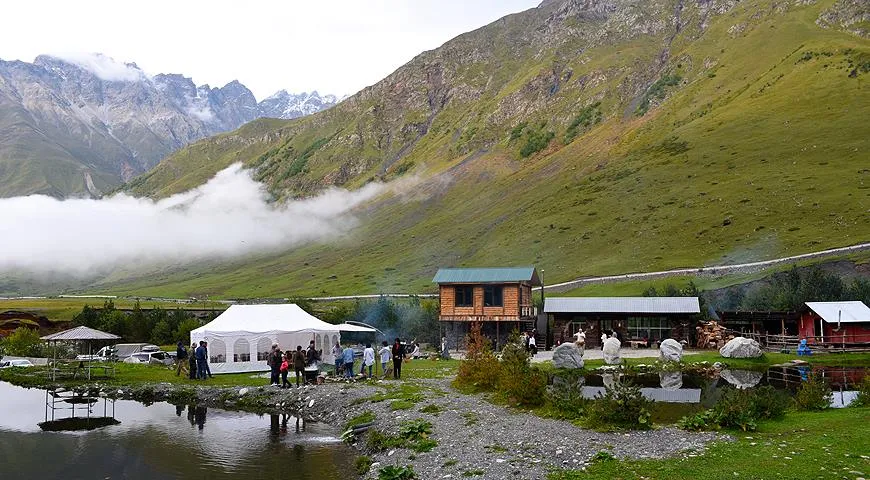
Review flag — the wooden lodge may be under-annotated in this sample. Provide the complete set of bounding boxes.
[798,301,870,345]
[433,267,541,348]
[717,310,799,336]
[545,297,701,348]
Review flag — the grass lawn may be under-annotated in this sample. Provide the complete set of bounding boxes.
[549,407,870,480]
[0,298,227,322]
[0,356,462,389]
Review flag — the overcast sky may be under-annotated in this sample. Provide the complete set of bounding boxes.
[1,0,540,100]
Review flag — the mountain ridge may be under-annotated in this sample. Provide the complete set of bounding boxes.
[4,0,869,298]
[0,53,340,198]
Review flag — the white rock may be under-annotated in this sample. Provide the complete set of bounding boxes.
[659,339,683,362]
[496,459,506,463]
[308,399,315,408]
[719,337,763,358]
[388,450,395,457]
[602,337,622,364]
[553,342,584,369]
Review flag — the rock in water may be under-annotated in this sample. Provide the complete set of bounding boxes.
[720,369,763,389]
[659,371,683,390]
[553,342,584,369]
[719,337,763,358]
[602,337,622,364]
[659,339,683,363]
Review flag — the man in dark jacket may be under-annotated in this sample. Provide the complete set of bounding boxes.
[306,340,318,366]
[392,338,406,380]
[195,342,208,380]
[175,341,188,376]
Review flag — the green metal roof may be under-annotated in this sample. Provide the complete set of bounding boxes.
[432,267,541,285]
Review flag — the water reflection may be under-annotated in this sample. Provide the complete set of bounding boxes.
[554,365,867,421]
[0,382,355,480]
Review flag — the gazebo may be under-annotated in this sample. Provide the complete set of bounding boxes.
[41,326,120,380]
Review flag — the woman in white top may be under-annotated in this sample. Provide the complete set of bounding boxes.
[411,343,421,360]
[378,341,391,378]
[528,334,537,355]
[363,343,375,378]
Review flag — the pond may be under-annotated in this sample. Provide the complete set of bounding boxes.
[559,365,867,423]
[0,382,356,479]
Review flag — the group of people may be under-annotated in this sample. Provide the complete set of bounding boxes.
[333,338,411,380]
[176,340,213,380]
[267,341,321,388]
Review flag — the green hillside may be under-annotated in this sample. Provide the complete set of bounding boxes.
[76,0,870,297]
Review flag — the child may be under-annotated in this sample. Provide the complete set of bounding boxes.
[280,353,291,388]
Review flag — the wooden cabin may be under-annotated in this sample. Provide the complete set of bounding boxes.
[798,301,870,345]
[545,297,701,348]
[433,267,541,348]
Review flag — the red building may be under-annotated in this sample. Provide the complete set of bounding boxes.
[798,301,870,345]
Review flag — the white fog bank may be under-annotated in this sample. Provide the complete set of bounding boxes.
[0,163,386,275]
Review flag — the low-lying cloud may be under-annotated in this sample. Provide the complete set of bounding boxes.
[0,164,386,276]
[49,52,146,82]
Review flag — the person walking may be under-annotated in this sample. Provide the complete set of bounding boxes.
[392,338,406,380]
[378,341,391,379]
[332,342,343,376]
[195,341,208,380]
[188,343,198,380]
[175,341,188,376]
[280,352,291,388]
[293,345,306,387]
[363,343,375,378]
[342,344,355,379]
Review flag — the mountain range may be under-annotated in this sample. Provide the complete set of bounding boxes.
[3,0,869,298]
[0,54,339,197]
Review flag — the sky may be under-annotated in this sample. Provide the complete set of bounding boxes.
[0,0,540,100]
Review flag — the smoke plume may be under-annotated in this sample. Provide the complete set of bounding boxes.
[0,163,386,276]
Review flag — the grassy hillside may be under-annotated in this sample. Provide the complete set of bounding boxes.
[15,0,870,298]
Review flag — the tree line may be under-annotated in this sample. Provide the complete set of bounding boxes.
[73,300,214,346]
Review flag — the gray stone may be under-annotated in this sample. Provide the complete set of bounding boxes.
[659,371,683,390]
[659,339,683,363]
[553,342,585,369]
[602,337,622,364]
[720,369,763,389]
[719,337,763,358]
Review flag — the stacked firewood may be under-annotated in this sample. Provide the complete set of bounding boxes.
[695,321,734,349]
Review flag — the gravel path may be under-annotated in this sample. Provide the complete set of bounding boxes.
[310,377,727,480]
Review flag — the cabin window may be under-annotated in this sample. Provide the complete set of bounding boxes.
[455,286,473,307]
[484,286,503,307]
[626,317,671,342]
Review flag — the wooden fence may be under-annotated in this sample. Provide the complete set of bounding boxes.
[726,330,870,353]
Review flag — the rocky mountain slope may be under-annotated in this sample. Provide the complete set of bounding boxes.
[14,0,870,297]
[0,55,339,197]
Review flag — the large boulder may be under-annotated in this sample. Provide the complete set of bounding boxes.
[719,337,763,359]
[553,342,584,369]
[602,337,622,364]
[720,369,763,389]
[659,339,683,363]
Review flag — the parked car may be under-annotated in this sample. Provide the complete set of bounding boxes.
[0,359,35,368]
[123,350,173,366]
[77,343,161,362]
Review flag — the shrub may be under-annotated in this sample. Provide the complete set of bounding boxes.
[367,419,435,453]
[854,376,870,407]
[680,386,790,432]
[586,378,653,430]
[546,371,589,419]
[520,129,555,157]
[1,328,45,357]
[378,465,416,480]
[794,374,832,411]
[455,322,500,391]
[355,456,373,475]
[498,337,547,407]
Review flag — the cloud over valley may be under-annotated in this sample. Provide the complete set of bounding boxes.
[0,164,386,276]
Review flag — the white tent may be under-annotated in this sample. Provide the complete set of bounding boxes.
[190,304,340,374]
